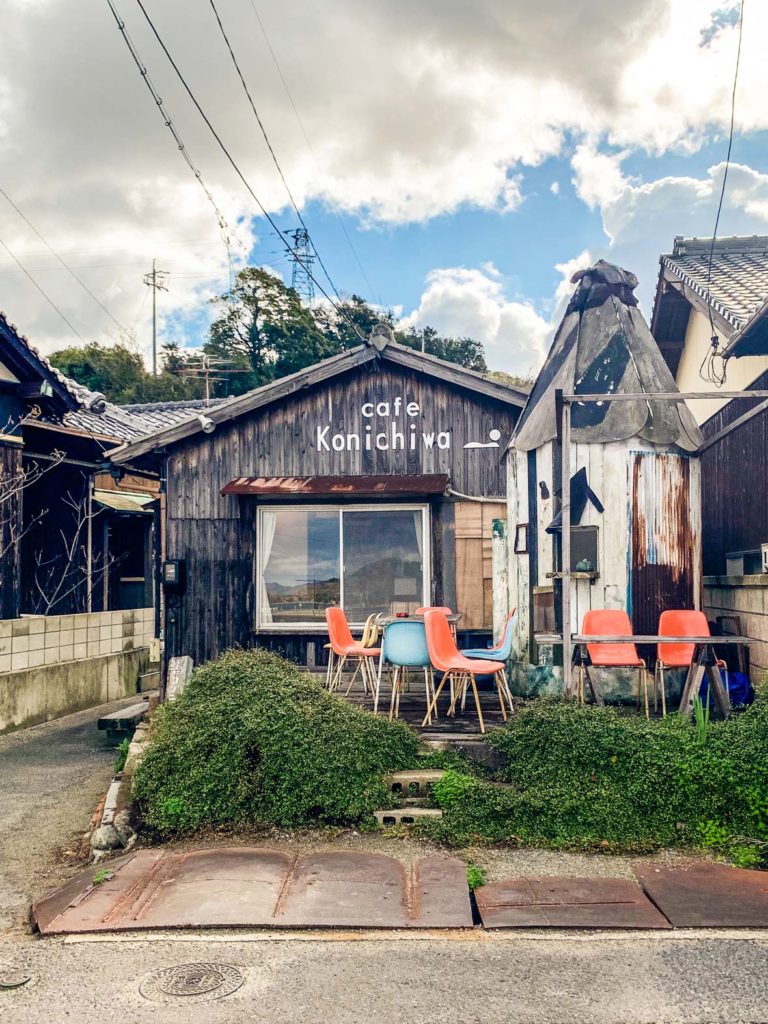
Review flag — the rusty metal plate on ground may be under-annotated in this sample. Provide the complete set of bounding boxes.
[475,876,672,929]
[32,848,472,934]
[634,861,768,927]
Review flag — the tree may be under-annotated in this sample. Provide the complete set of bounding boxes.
[49,341,204,404]
[397,325,488,372]
[204,267,340,396]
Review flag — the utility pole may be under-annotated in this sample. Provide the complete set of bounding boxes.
[284,228,315,305]
[143,260,169,374]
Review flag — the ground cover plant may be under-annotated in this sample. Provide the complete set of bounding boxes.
[133,648,419,837]
[418,698,768,867]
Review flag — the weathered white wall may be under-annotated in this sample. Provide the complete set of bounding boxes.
[676,310,768,423]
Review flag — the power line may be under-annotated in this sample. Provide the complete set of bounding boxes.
[206,0,343,303]
[0,234,84,341]
[701,0,746,387]
[246,0,378,303]
[105,0,247,273]
[0,188,126,333]
[129,0,366,342]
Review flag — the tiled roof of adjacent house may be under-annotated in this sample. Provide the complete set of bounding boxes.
[660,235,768,329]
[0,310,220,444]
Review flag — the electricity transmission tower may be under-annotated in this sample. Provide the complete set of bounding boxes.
[284,228,315,304]
[143,260,169,375]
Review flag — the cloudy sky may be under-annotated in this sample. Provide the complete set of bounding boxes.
[1,0,766,376]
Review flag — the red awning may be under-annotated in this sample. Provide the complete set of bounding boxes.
[220,474,449,497]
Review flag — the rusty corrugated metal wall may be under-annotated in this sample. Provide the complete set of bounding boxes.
[630,452,697,635]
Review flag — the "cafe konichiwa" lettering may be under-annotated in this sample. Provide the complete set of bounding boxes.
[316,398,451,452]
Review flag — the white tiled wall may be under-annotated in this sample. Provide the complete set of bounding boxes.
[0,608,154,674]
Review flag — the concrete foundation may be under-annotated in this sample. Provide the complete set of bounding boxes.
[0,647,149,734]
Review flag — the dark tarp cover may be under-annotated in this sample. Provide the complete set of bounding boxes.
[511,260,703,452]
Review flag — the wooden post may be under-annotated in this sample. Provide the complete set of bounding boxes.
[491,517,508,644]
[558,391,572,693]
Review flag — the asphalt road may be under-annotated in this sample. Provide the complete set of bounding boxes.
[0,695,140,933]
[0,931,767,1023]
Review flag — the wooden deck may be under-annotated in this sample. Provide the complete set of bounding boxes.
[340,678,510,742]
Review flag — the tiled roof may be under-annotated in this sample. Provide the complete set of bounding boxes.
[62,399,220,443]
[0,310,221,444]
[661,235,768,331]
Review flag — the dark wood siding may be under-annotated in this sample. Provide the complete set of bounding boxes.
[700,370,768,575]
[163,363,519,663]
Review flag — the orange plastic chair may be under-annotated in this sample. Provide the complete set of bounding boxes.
[416,606,452,615]
[656,610,726,718]
[581,609,650,716]
[325,607,380,697]
[421,610,512,734]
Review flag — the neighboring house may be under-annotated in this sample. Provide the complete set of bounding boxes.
[107,327,528,670]
[651,235,768,682]
[0,313,214,619]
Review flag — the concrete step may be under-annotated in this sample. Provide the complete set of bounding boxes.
[373,807,443,826]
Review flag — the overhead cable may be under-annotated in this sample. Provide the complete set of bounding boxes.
[129,0,365,342]
[247,0,378,302]
[0,188,125,332]
[701,0,746,388]
[0,235,84,341]
[206,0,344,302]
[105,0,247,272]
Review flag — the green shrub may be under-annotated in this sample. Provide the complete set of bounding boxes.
[114,738,130,774]
[132,648,419,837]
[419,698,768,864]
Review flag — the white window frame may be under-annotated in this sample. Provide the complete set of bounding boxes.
[255,502,431,631]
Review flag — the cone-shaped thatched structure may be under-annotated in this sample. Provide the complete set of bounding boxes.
[513,260,703,452]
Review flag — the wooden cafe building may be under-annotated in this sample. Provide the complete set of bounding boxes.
[107,326,528,670]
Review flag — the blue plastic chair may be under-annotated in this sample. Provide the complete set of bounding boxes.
[375,620,436,722]
[462,610,517,662]
[460,611,516,714]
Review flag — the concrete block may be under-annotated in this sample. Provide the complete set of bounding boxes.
[11,653,29,671]
[27,617,45,635]
[386,770,446,798]
[166,656,194,700]
[87,613,101,627]
[11,634,29,653]
[0,621,11,639]
[11,619,29,637]
[44,631,59,650]
[59,645,74,662]
[28,649,45,668]
[99,640,112,656]
[45,617,60,633]
[28,633,44,652]
[374,808,443,826]
[87,626,100,641]
[0,654,11,674]
[111,624,122,639]
[99,625,111,642]
[59,629,74,647]
[73,643,87,660]
[0,635,9,657]
[44,647,60,665]
[87,641,100,656]
[59,616,74,630]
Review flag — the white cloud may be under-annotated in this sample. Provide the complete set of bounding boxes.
[1,0,767,351]
[571,143,630,211]
[549,181,560,196]
[401,265,550,376]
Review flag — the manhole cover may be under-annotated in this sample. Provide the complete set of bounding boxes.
[140,963,244,1004]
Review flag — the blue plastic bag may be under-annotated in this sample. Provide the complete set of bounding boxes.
[699,669,754,708]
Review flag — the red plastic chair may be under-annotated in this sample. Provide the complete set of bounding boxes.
[581,610,650,716]
[416,606,452,615]
[656,610,726,718]
[421,610,512,734]
[325,607,380,697]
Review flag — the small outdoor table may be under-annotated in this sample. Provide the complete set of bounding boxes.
[534,633,752,718]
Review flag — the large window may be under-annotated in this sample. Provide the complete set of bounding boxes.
[257,504,429,628]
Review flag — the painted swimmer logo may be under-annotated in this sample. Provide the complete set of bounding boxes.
[464,429,502,449]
